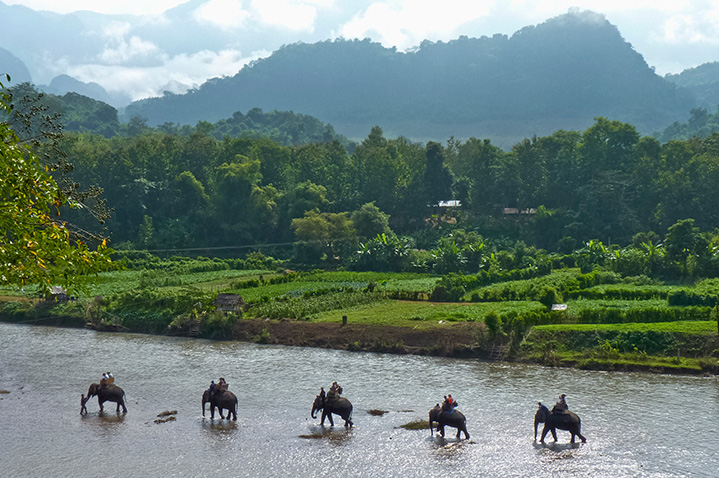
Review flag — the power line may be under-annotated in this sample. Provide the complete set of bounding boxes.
[142,238,355,254]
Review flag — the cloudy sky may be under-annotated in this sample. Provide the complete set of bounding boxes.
[3,0,719,104]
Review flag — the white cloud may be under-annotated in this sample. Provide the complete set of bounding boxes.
[66,49,269,101]
[659,12,719,44]
[193,0,251,30]
[251,0,319,32]
[340,0,492,49]
[2,0,187,15]
[98,22,160,65]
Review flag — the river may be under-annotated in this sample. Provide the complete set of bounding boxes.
[0,322,717,477]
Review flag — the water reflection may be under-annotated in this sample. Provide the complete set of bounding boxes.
[1,322,717,478]
[430,437,473,461]
[301,425,355,446]
[201,419,238,433]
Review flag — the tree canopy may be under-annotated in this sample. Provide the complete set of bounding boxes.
[0,75,114,293]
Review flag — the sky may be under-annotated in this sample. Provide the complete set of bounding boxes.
[3,0,719,104]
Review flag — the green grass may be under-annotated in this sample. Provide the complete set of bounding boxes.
[532,321,718,335]
[84,269,273,297]
[555,350,715,372]
[237,281,358,301]
[565,298,668,313]
[309,300,546,328]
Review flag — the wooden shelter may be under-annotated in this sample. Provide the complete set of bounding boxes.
[212,293,245,314]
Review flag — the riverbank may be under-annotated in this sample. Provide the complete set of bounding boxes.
[232,318,489,357]
[3,306,717,375]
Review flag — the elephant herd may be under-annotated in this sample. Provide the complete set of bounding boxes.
[79,383,585,444]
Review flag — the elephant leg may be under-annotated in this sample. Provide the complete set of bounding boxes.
[326,411,335,426]
[439,425,445,438]
[539,425,549,443]
[464,427,470,440]
[576,431,586,443]
[551,428,558,442]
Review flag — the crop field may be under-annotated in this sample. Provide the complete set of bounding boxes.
[308,300,546,328]
[532,320,717,335]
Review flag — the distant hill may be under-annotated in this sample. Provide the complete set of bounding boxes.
[123,11,696,147]
[3,82,347,145]
[42,74,130,108]
[0,47,32,84]
[665,62,719,111]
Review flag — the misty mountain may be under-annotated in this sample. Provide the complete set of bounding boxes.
[41,74,130,107]
[122,11,696,147]
[665,62,719,112]
[0,47,32,84]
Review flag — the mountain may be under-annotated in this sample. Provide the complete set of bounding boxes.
[0,47,32,84]
[122,11,696,147]
[41,74,130,107]
[665,62,719,112]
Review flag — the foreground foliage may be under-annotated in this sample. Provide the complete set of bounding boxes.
[0,76,114,293]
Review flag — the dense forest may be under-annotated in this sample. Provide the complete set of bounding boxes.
[122,11,695,147]
[36,107,719,282]
[665,61,719,112]
[5,76,719,286]
[5,83,350,146]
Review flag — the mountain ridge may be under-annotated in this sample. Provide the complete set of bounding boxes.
[121,11,696,147]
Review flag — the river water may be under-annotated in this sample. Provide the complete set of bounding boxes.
[0,322,717,477]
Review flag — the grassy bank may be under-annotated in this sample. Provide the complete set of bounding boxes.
[519,321,719,374]
[2,261,718,374]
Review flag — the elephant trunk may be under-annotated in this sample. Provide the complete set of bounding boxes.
[202,390,210,417]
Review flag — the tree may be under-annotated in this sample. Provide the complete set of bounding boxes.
[350,202,391,241]
[291,210,355,264]
[665,218,707,276]
[424,142,454,206]
[0,75,114,293]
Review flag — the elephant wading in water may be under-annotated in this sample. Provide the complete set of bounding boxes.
[535,402,586,443]
[202,389,238,420]
[429,404,470,440]
[311,393,353,427]
[81,383,127,413]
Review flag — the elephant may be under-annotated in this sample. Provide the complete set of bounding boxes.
[81,383,127,413]
[535,402,586,443]
[311,393,353,427]
[202,389,238,420]
[534,402,550,440]
[429,404,470,439]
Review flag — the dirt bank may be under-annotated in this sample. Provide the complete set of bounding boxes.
[232,318,491,358]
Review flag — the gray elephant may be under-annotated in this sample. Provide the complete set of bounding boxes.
[81,383,127,413]
[535,402,586,443]
[534,402,550,440]
[202,389,238,420]
[429,403,470,439]
[311,393,353,427]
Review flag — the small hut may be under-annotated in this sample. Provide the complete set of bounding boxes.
[212,293,245,315]
[46,286,72,303]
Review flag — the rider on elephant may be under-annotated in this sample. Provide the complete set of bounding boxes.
[441,394,459,413]
[552,394,568,413]
[100,372,114,388]
[327,382,342,403]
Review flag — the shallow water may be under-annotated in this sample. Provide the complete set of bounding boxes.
[0,322,717,477]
